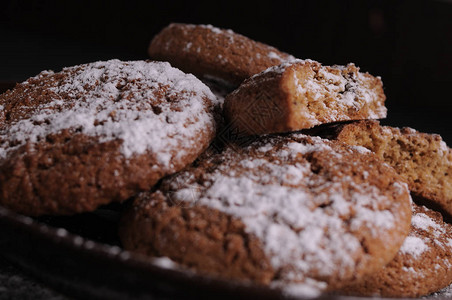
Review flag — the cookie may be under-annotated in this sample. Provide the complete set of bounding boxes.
[119,134,411,292]
[0,59,219,216]
[148,23,295,86]
[223,59,386,136]
[338,203,452,298]
[321,120,452,216]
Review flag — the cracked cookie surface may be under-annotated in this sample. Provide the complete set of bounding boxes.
[119,133,411,292]
[0,59,219,216]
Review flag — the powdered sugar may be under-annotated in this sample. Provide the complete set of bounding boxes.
[297,61,385,118]
[392,181,410,196]
[245,59,386,124]
[268,51,290,62]
[439,140,449,152]
[183,42,192,51]
[402,266,417,274]
[412,212,444,236]
[0,60,218,169]
[400,236,429,258]
[165,134,409,288]
[394,205,452,279]
[199,24,224,35]
[404,127,417,134]
[447,238,452,248]
[399,208,443,258]
[351,145,371,154]
[332,204,452,296]
[179,23,295,66]
[273,278,326,299]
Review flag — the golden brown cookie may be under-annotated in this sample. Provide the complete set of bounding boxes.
[0,59,219,216]
[322,120,452,216]
[223,59,386,136]
[338,203,452,298]
[119,133,411,293]
[148,23,295,86]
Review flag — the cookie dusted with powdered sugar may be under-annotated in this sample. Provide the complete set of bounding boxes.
[316,120,452,217]
[338,203,452,298]
[0,59,219,216]
[119,134,411,293]
[148,23,295,86]
[223,59,386,136]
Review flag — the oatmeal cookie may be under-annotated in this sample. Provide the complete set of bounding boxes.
[148,23,294,86]
[119,134,411,292]
[0,59,219,216]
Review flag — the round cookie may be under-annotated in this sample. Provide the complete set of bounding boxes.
[119,134,412,292]
[338,203,452,298]
[0,59,219,216]
[148,23,295,86]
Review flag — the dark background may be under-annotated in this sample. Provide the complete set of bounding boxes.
[1,0,451,143]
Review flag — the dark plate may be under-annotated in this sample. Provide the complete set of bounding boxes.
[0,205,289,300]
[1,203,448,300]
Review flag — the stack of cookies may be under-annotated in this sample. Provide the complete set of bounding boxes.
[1,23,451,298]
